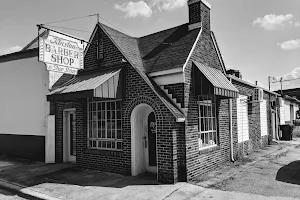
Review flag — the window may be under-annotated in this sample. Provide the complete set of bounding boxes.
[198,95,218,149]
[88,100,122,150]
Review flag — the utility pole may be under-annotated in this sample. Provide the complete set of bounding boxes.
[280,77,283,95]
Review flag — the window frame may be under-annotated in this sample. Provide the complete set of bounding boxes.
[87,99,122,151]
[197,94,218,150]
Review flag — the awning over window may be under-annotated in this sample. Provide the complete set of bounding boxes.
[194,61,238,98]
[47,68,122,101]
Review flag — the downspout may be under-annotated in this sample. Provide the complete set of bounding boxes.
[229,78,235,162]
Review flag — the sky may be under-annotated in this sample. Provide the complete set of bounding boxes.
[0,0,300,91]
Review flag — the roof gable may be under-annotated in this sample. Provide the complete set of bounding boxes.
[139,24,200,73]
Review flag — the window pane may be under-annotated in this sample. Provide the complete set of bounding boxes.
[102,141,107,148]
[92,103,96,111]
[92,121,97,138]
[117,111,122,119]
[200,118,205,132]
[101,130,106,138]
[116,101,121,110]
[89,140,92,147]
[117,130,122,139]
[98,141,101,148]
[111,102,115,110]
[111,111,115,119]
[102,102,105,111]
[98,103,102,111]
[117,120,122,129]
[92,140,97,147]
[107,141,112,149]
[92,112,97,121]
[112,142,116,149]
[107,111,111,119]
[117,142,122,149]
[107,102,111,110]
[98,111,102,120]
[107,129,112,138]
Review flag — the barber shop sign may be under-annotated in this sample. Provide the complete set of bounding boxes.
[39,30,84,75]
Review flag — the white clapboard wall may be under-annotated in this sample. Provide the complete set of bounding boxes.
[279,99,285,125]
[237,95,249,143]
[260,99,268,136]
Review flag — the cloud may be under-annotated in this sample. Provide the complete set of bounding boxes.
[277,39,300,50]
[151,0,186,11]
[114,1,152,18]
[295,21,300,27]
[253,14,296,30]
[115,0,186,18]
[0,45,22,55]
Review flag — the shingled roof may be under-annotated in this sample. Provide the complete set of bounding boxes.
[139,23,200,73]
[97,22,197,121]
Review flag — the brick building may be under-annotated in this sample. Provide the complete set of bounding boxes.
[45,0,274,183]
[228,75,279,157]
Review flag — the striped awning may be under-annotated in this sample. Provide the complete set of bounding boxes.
[194,61,238,98]
[47,68,122,101]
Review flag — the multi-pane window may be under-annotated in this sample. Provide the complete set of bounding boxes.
[88,100,122,150]
[198,95,218,149]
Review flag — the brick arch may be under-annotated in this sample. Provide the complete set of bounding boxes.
[124,96,163,121]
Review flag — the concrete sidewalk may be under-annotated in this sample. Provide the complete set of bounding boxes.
[0,139,298,200]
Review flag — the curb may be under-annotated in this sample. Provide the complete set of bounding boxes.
[0,178,61,200]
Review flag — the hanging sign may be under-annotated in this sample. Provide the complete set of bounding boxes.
[39,30,84,75]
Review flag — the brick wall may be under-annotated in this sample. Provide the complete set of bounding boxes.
[83,25,124,72]
[231,79,276,157]
[54,26,186,184]
[164,83,184,108]
[188,0,210,31]
[184,28,232,181]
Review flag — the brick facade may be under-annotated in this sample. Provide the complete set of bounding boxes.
[53,26,186,184]
[50,1,276,184]
[183,26,233,181]
[231,79,276,158]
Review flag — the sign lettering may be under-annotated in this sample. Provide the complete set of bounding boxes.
[39,30,84,75]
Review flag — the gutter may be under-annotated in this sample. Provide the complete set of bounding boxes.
[229,78,235,162]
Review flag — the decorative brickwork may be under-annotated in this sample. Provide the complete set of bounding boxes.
[164,83,184,108]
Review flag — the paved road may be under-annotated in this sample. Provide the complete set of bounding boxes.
[213,142,300,199]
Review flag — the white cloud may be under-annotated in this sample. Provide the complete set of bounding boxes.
[114,1,152,18]
[151,0,186,11]
[0,45,22,55]
[277,39,300,50]
[295,21,300,27]
[253,14,295,30]
[115,0,186,18]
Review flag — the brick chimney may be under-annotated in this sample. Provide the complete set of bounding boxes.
[188,0,211,31]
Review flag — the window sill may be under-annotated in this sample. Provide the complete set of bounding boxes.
[199,145,220,154]
[85,148,123,157]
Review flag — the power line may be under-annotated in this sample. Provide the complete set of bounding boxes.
[98,15,131,36]
[44,25,92,33]
[42,14,98,25]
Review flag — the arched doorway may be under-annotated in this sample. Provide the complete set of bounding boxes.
[131,104,157,176]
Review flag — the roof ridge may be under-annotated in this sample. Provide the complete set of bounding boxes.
[138,23,189,39]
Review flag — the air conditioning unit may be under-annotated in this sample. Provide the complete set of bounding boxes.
[253,88,264,102]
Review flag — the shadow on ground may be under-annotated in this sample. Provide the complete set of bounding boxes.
[276,160,300,185]
[0,162,160,189]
